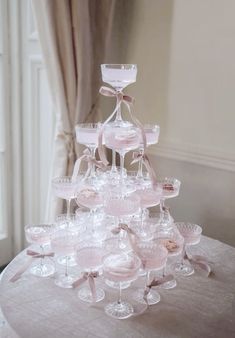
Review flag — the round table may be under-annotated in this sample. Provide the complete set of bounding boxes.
[0,236,235,338]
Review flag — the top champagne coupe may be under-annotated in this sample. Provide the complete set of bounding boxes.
[101,64,137,92]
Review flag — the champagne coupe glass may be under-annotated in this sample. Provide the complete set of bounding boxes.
[158,177,181,214]
[132,185,162,239]
[76,184,106,241]
[51,229,80,288]
[136,124,160,180]
[75,123,101,179]
[75,242,106,303]
[103,252,141,319]
[55,213,86,267]
[101,64,137,174]
[52,176,81,220]
[133,242,168,305]
[24,224,56,277]
[172,222,202,276]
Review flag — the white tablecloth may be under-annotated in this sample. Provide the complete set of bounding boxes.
[0,236,235,338]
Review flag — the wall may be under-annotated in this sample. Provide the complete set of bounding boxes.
[105,0,235,246]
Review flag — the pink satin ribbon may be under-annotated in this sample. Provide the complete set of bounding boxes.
[72,271,99,303]
[143,274,174,304]
[185,252,212,277]
[98,86,147,166]
[131,151,158,188]
[71,148,105,182]
[9,250,55,283]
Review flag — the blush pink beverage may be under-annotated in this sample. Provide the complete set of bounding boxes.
[54,185,78,200]
[139,249,167,270]
[51,235,78,256]
[76,129,99,147]
[76,247,104,270]
[25,226,51,245]
[102,68,137,89]
[104,129,140,153]
[104,196,139,217]
[76,194,103,209]
[134,188,162,208]
[144,130,159,146]
[103,254,140,283]
[162,187,179,199]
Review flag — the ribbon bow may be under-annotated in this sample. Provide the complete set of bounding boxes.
[185,252,212,277]
[9,250,55,283]
[71,148,105,182]
[72,271,99,303]
[143,274,174,304]
[131,151,158,188]
[98,86,147,166]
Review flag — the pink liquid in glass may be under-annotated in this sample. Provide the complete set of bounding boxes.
[137,245,168,270]
[104,195,140,217]
[104,128,140,153]
[25,226,53,245]
[76,188,103,209]
[51,233,79,255]
[76,247,104,270]
[134,188,162,208]
[76,129,99,147]
[53,184,79,200]
[103,253,140,283]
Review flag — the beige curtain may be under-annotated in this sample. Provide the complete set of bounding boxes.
[31,0,115,221]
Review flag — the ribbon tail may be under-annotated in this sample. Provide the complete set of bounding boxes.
[143,286,150,305]
[9,258,34,282]
[72,276,87,289]
[88,276,97,303]
[71,156,84,182]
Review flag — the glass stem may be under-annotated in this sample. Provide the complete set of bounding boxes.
[66,199,71,220]
[115,97,122,122]
[120,153,125,184]
[40,245,44,270]
[65,256,69,277]
[181,243,186,265]
[136,148,144,179]
[90,147,97,177]
[111,150,117,172]
[160,198,165,214]
[146,271,150,288]
[118,282,122,304]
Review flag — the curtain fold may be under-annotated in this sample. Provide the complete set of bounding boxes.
[31,0,115,221]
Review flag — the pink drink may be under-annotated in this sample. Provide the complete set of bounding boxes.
[104,128,140,153]
[145,130,159,146]
[101,67,137,89]
[25,225,53,245]
[76,247,104,270]
[51,232,79,255]
[134,188,162,208]
[76,127,99,147]
[52,178,79,200]
[104,194,140,217]
[76,187,103,209]
[136,244,168,271]
[103,253,141,283]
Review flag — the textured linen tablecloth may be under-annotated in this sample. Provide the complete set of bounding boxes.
[0,236,235,338]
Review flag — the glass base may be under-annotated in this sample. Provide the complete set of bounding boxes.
[54,274,76,288]
[105,279,131,289]
[57,255,77,267]
[173,262,194,276]
[160,278,177,289]
[105,301,134,319]
[78,286,105,303]
[30,263,55,278]
[133,288,161,305]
